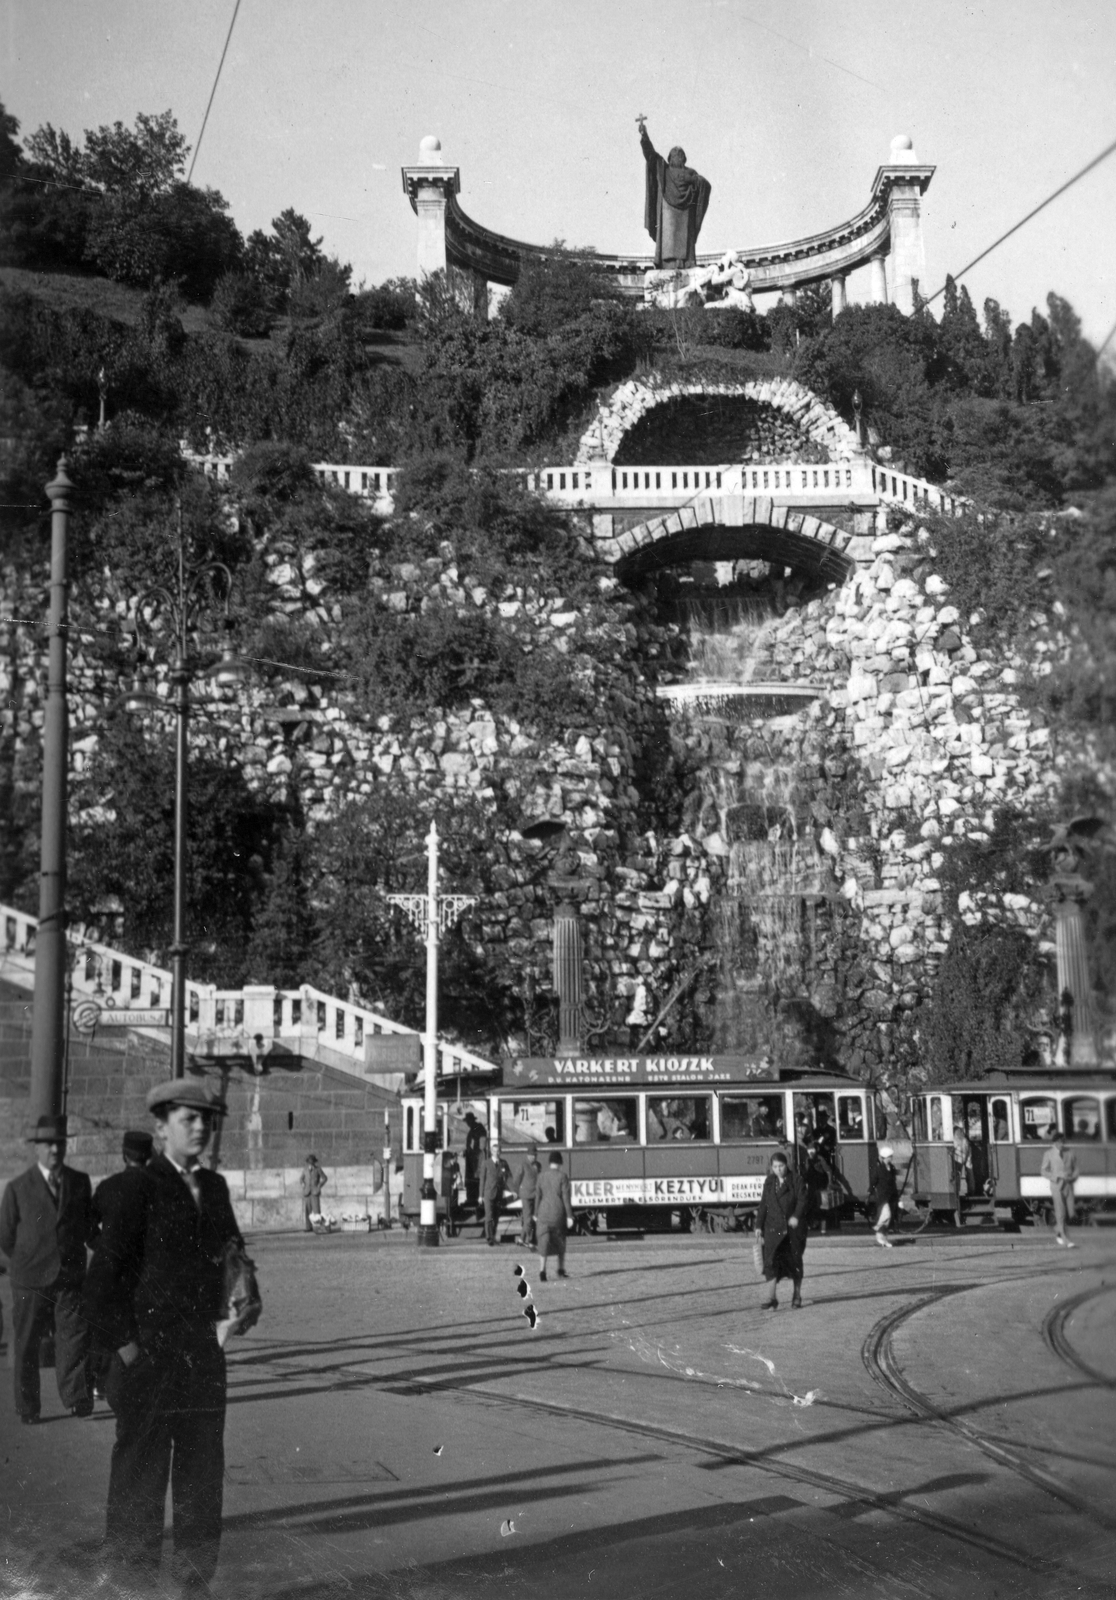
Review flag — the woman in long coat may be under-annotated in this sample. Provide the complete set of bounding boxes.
[754,1149,809,1309]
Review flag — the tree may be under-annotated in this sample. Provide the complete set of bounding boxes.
[80,110,188,200]
[0,99,23,182]
[244,209,327,311]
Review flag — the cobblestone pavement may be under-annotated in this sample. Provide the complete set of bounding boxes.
[2,1225,1114,1599]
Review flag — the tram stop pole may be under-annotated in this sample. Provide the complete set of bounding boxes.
[389,823,476,1249]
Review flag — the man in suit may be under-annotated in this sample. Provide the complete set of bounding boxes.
[0,1113,94,1423]
[84,1078,245,1592]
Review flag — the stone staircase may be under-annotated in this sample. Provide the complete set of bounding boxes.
[0,980,404,1228]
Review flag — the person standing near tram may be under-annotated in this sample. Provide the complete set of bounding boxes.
[755,1150,808,1310]
[1040,1127,1078,1248]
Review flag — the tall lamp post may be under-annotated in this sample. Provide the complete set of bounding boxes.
[121,513,246,1079]
[388,822,476,1247]
[29,458,73,1121]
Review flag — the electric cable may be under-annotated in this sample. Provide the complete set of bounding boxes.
[186,0,242,187]
[924,133,1116,306]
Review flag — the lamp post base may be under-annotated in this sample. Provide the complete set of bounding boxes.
[416,1225,441,1248]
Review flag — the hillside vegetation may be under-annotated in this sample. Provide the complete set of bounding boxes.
[2,94,1116,1073]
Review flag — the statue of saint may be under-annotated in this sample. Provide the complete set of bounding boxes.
[638,116,711,269]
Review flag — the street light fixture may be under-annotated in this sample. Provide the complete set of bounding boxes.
[122,508,246,1080]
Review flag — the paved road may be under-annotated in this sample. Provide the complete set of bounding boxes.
[2,1225,1114,1599]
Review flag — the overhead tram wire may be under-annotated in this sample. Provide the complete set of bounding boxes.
[186,0,242,187]
[923,132,1116,308]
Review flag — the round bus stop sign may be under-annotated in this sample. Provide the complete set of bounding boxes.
[72,999,101,1034]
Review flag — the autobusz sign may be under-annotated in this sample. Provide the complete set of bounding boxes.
[509,1055,775,1087]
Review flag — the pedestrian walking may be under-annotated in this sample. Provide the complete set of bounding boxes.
[512,1142,542,1248]
[477,1137,505,1246]
[872,1145,900,1248]
[0,1114,94,1424]
[89,1131,154,1399]
[535,1151,574,1282]
[1040,1128,1078,1248]
[83,1078,247,1592]
[755,1149,808,1309]
[299,1153,328,1232]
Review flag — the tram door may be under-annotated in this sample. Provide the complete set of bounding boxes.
[953,1095,990,1197]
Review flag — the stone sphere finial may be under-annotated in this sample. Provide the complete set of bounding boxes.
[419,134,442,164]
[889,133,916,163]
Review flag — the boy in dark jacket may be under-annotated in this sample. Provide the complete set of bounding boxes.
[84,1078,244,1589]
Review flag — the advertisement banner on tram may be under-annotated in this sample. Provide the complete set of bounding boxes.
[572,1174,765,1207]
[512,1056,775,1088]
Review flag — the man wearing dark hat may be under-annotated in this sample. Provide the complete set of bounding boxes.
[91,1130,155,1240]
[511,1142,542,1249]
[88,1130,154,1399]
[84,1078,244,1591]
[0,1113,94,1423]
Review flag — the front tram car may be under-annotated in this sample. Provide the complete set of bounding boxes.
[911,1069,1116,1228]
[400,1055,881,1236]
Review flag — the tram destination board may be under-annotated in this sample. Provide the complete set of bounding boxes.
[509,1055,775,1087]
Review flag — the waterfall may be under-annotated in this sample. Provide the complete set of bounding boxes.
[679,602,828,1053]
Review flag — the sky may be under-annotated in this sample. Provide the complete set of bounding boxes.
[3,0,1116,346]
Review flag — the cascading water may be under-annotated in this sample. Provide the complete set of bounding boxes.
[670,602,831,1054]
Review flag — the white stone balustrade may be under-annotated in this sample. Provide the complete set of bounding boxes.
[0,902,496,1082]
[182,451,960,519]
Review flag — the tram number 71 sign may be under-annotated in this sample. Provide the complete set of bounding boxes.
[571,1175,765,1206]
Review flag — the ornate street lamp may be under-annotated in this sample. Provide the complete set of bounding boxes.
[122,509,248,1079]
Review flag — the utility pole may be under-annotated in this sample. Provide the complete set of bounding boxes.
[29,458,73,1120]
[389,822,476,1247]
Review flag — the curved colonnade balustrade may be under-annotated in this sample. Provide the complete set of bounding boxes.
[401,133,934,318]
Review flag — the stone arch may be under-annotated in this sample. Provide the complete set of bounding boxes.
[577,375,859,466]
[595,494,854,586]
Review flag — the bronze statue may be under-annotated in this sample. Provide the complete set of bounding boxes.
[638,114,711,269]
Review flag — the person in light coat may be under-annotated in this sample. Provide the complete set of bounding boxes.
[1040,1127,1078,1248]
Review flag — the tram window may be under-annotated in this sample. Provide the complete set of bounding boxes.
[837,1096,866,1141]
[953,1097,984,1142]
[990,1098,1011,1142]
[793,1093,836,1148]
[1021,1096,1058,1141]
[498,1099,565,1146]
[720,1094,786,1142]
[929,1096,946,1141]
[647,1095,711,1141]
[445,1099,487,1156]
[913,1099,928,1142]
[573,1097,638,1143]
[1106,1099,1116,1142]
[406,1106,415,1151]
[1065,1096,1101,1141]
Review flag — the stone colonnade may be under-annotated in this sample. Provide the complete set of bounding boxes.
[402,132,933,321]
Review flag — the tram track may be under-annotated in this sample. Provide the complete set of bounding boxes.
[437,1376,1061,1577]
[861,1280,1116,1530]
[1042,1283,1116,1390]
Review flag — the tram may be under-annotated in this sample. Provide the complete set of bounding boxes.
[910,1069,1116,1227]
[399,1053,883,1235]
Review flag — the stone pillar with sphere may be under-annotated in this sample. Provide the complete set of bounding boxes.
[401,135,460,283]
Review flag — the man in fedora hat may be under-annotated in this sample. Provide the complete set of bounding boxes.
[84,1078,245,1591]
[0,1113,94,1423]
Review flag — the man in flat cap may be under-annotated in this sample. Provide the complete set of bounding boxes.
[0,1113,94,1424]
[84,1079,244,1592]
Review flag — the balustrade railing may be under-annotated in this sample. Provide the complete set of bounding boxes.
[182,449,958,517]
[0,902,495,1080]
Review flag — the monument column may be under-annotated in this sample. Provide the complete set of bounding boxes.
[871,136,935,317]
[1048,867,1099,1067]
[830,274,847,319]
[401,135,460,283]
[869,252,889,306]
